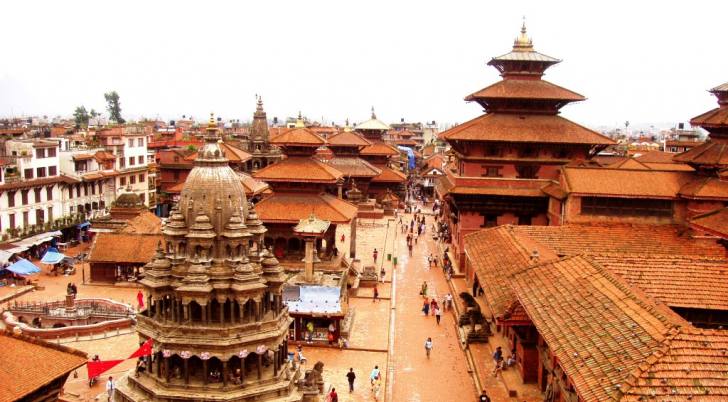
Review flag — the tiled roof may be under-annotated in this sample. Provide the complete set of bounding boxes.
[463,226,558,317]
[540,182,567,200]
[641,162,695,172]
[689,207,728,239]
[327,131,371,147]
[355,117,390,131]
[238,172,270,196]
[634,151,678,163]
[562,167,694,199]
[0,331,87,402]
[447,186,545,197]
[254,192,357,224]
[270,127,326,147]
[164,181,185,193]
[370,166,407,183]
[672,140,728,167]
[392,138,418,146]
[678,176,728,200]
[440,113,614,145]
[253,157,343,183]
[0,174,79,191]
[187,142,252,163]
[360,143,400,156]
[610,158,651,170]
[512,224,726,258]
[620,327,728,401]
[88,233,162,264]
[690,106,728,128]
[591,254,728,311]
[120,211,162,235]
[511,255,686,402]
[465,79,585,102]
[72,153,95,161]
[326,157,381,178]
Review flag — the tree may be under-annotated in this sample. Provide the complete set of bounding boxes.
[73,106,90,128]
[104,91,124,123]
[89,108,100,118]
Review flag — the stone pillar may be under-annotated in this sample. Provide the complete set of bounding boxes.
[240,358,245,386]
[257,354,262,380]
[183,303,189,322]
[206,303,212,324]
[203,359,208,385]
[201,303,207,323]
[337,181,343,199]
[304,237,315,282]
[222,360,228,387]
[273,350,279,377]
[147,295,152,314]
[238,301,244,324]
[156,299,162,318]
[349,218,357,258]
[218,301,224,324]
[184,359,189,385]
[164,357,170,382]
[157,352,162,377]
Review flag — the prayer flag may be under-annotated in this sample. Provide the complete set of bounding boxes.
[128,338,153,359]
[87,359,124,379]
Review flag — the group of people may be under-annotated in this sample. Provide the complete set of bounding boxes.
[491,346,517,377]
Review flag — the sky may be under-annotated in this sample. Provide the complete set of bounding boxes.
[1,1,726,130]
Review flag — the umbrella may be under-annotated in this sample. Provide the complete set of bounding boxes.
[41,247,66,265]
[5,258,41,275]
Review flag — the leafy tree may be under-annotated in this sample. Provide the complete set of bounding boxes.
[73,105,90,128]
[89,108,100,118]
[104,91,125,123]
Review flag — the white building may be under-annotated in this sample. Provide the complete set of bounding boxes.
[96,125,153,208]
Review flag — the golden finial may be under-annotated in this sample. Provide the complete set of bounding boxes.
[344,118,352,132]
[295,111,305,128]
[207,112,217,131]
[513,17,534,52]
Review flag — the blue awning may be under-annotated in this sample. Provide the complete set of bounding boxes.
[6,258,41,275]
[77,221,91,229]
[41,247,66,265]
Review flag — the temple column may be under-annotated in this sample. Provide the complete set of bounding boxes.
[156,299,162,318]
[157,352,162,377]
[222,360,228,387]
[273,350,279,377]
[257,354,262,380]
[201,303,207,323]
[238,301,244,324]
[206,303,212,324]
[147,295,152,314]
[184,359,189,385]
[240,358,245,386]
[183,303,189,322]
[164,357,170,382]
[203,359,208,385]
[219,301,224,324]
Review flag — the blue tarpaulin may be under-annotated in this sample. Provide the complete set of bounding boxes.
[77,221,90,229]
[397,146,416,170]
[5,258,41,275]
[40,247,66,265]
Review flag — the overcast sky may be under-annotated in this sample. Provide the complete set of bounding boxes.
[1,1,726,130]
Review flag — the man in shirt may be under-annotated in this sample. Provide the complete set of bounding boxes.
[479,390,491,402]
[346,368,356,392]
[106,376,114,401]
[370,365,380,386]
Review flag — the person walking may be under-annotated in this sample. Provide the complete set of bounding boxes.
[423,298,430,316]
[372,248,378,264]
[369,365,380,386]
[373,285,379,303]
[492,346,504,376]
[136,290,145,311]
[346,368,356,392]
[408,243,413,256]
[425,337,433,358]
[106,376,115,401]
[327,387,338,402]
[420,281,428,297]
[479,390,492,402]
[435,306,442,325]
[430,298,438,316]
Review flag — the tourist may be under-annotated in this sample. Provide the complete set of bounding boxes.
[506,353,516,369]
[328,322,336,345]
[370,365,380,385]
[137,290,145,311]
[327,387,338,402]
[373,285,379,302]
[106,376,115,401]
[479,390,492,402]
[135,358,147,377]
[435,306,442,325]
[346,368,356,392]
[425,337,433,358]
[422,298,430,316]
[408,243,413,256]
[445,293,453,311]
[430,298,438,316]
[492,346,504,376]
[420,281,428,297]
[379,267,385,283]
[306,322,314,344]
[372,377,382,401]
[372,248,378,263]
[492,359,504,377]
[297,344,307,364]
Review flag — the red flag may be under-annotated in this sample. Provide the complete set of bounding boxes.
[128,338,153,359]
[87,359,124,379]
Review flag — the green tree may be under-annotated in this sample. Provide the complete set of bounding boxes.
[89,108,100,118]
[73,105,90,128]
[104,91,125,123]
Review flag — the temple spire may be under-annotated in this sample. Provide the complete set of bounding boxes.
[295,111,305,128]
[513,17,534,52]
[371,106,377,119]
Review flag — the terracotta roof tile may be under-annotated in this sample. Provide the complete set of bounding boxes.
[641,162,695,172]
[360,143,400,156]
[120,211,162,235]
[327,131,371,147]
[673,140,728,167]
[0,175,79,191]
[465,79,586,102]
[326,157,381,177]
[186,142,252,163]
[512,224,726,258]
[591,254,728,311]
[463,226,558,317]
[511,255,685,402]
[253,157,343,183]
[238,172,270,196]
[690,106,728,128]
[370,166,407,183]
[621,327,728,401]
[254,192,357,224]
[678,177,728,199]
[562,167,694,199]
[689,207,728,239]
[610,158,652,170]
[634,151,679,164]
[88,233,162,264]
[0,331,87,402]
[270,127,325,147]
[540,182,567,200]
[447,186,545,197]
[440,113,614,145]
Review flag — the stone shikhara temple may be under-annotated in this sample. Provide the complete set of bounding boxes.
[115,115,323,402]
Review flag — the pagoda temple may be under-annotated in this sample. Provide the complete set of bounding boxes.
[253,116,358,261]
[115,115,319,402]
[437,22,614,267]
[354,109,407,201]
[244,97,283,171]
[325,124,381,201]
